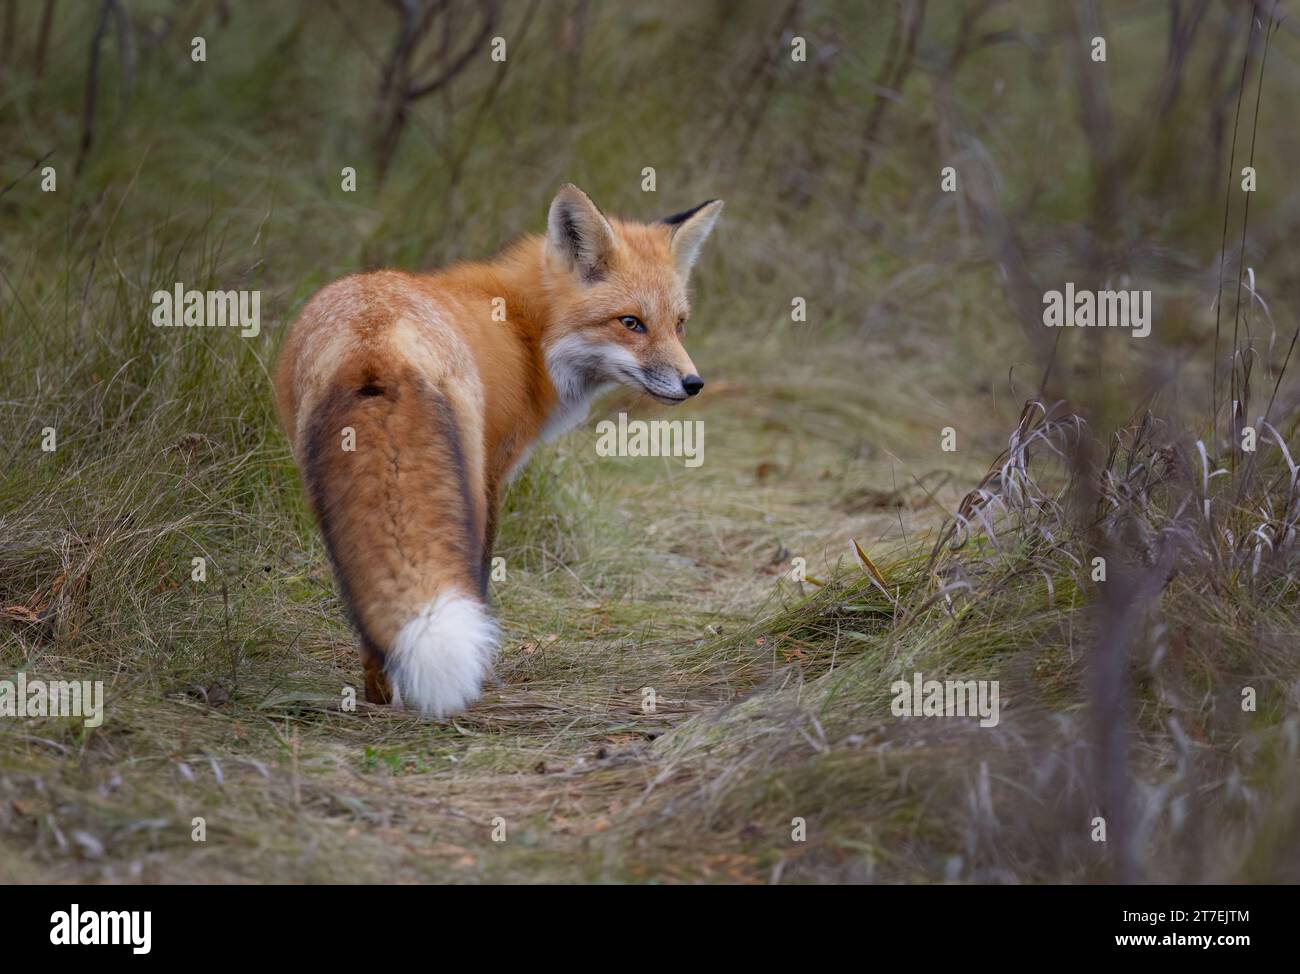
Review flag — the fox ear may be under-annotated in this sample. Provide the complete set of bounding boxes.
[662,199,724,277]
[547,184,616,282]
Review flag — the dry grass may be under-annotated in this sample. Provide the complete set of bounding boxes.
[2,0,1299,883]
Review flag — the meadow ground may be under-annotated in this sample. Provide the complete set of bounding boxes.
[0,316,1012,883]
[2,0,1299,883]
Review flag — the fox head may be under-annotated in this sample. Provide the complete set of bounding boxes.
[541,183,723,405]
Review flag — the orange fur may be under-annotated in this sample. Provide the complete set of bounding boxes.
[273,184,722,715]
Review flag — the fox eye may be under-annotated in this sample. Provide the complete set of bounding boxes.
[676,318,687,337]
[619,315,646,334]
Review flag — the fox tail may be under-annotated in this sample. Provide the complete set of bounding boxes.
[299,355,496,716]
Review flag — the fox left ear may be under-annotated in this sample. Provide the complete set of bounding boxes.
[547,183,617,283]
[661,199,724,277]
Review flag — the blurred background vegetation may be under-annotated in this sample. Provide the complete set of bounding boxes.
[0,0,1297,883]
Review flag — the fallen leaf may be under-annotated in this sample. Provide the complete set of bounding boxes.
[850,538,889,589]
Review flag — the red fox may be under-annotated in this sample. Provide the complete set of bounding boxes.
[273,184,722,716]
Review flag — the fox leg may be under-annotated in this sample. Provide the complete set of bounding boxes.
[481,483,499,592]
[361,635,392,704]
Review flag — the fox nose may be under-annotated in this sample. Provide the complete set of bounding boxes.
[681,374,704,397]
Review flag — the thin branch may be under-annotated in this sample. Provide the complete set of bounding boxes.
[75,0,114,176]
[35,0,56,79]
[0,148,56,200]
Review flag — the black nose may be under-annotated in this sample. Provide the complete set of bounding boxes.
[681,374,704,397]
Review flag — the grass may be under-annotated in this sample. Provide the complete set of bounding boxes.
[2,0,1299,883]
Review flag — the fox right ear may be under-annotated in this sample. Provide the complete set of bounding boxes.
[547,184,616,283]
[663,199,723,277]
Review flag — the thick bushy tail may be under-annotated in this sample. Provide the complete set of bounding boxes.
[299,359,497,716]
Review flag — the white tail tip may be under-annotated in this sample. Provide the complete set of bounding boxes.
[387,593,498,717]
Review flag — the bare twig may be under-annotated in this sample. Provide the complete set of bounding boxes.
[0,148,55,200]
[34,0,56,79]
[374,0,499,179]
[850,0,926,206]
[76,0,114,176]
[0,0,16,69]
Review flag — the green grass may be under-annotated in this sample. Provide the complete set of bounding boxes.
[2,0,1299,883]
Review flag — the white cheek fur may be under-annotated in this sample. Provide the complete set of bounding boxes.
[539,332,636,443]
[544,333,638,400]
